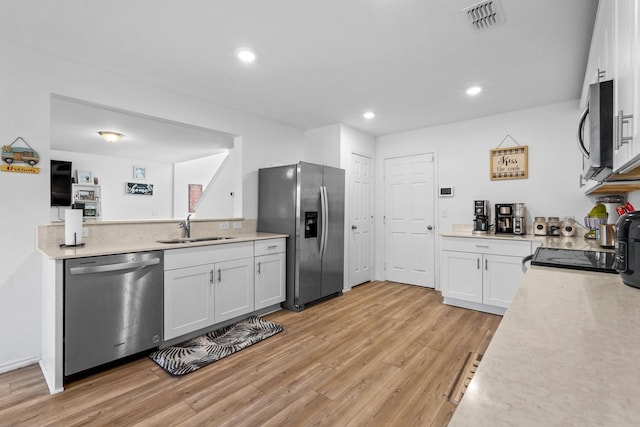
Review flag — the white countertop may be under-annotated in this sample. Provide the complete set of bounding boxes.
[38,232,288,260]
[449,266,640,426]
[440,229,613,252]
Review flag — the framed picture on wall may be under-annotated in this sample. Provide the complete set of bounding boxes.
[133,166,146,180]
[77,170,93,184]
[189,184,203,213]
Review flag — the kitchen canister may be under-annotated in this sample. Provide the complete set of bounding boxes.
[534,217,547,236]
[561,217,576,237]
[547,217,561,236]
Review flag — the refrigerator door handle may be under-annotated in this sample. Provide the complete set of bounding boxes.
[319,185,328,257]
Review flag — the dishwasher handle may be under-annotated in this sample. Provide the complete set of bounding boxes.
[69,257,160,275]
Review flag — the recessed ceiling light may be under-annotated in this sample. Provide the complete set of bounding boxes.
[98,131,123,143]
[466,86,482,96]
[363,112,375,119]
[236,48,256,63]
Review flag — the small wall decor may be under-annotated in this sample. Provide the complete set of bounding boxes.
[126,182,154,195]
[77,170,93,184]
[1,137,40,174]
[189,184,203,213]
[490,135,528,181]
[133,166,146,180]
[77,189,95,201]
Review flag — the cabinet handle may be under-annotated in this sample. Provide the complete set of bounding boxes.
[618,110,634,148]
[217,268,222,284]
[477,258,480,270]
[257,261,261,274]
[267,245,278,250]
[210,269,214,285]
[475,245,489,248]
[485,259,488,270]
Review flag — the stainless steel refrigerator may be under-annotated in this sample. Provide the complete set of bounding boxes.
[258,162,345,311]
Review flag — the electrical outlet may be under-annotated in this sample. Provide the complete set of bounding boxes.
[82,227,89,237]
[233,221,243,229]
[441,209,448,218]
[219,222,230,230]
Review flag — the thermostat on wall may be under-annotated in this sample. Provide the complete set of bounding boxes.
[439,187,454,197]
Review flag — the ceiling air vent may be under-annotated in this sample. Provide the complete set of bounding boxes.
[462,0,505,30]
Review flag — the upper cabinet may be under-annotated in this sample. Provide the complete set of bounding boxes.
[612,0,636,170]
[584,0,640,194]
[583,0,613,90]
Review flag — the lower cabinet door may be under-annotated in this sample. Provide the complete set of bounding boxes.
[214,258,255,323]
[442,250,483,303]
[482,254,525,308]
[164,264,214,341]
[255,253,286,310]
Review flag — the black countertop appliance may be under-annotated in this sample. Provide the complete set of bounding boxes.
[495,203,514,234]
[615,211,640,288]
[530,247,617,274]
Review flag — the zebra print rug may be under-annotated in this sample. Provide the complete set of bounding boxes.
[149,316,284,376]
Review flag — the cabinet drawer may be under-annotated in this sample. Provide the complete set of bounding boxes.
[254,238,286,256]
[165,241,253,270]
[441,237,532,257]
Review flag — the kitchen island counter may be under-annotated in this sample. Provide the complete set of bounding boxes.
[449,266,640,426]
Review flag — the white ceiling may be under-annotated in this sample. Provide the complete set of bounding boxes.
[3,0,598,143]
[50,96,235,163]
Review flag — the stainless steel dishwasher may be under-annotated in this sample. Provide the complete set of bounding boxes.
[64,251,163,377]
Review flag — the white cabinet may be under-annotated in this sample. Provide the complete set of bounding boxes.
[164,264,215,340]
[254,239,286,310]
[71,183,101,220]
[214,257,254,323]
[163,242,254,341]
[612,0,637,170]
[441,237,532,315]
[584,0,613,86]
[482,254,527,308]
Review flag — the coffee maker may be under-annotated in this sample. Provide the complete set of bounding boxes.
[513,203,526,235]
[495,203,515,234]
[473,200,490,234]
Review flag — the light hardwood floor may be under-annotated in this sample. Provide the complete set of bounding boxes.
[0,281,501,426]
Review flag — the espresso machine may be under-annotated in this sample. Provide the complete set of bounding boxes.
[495,203,515,234]
[473,200,490,234]
[513,202,526,235]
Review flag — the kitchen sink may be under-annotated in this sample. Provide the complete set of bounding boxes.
[156,237,234,244]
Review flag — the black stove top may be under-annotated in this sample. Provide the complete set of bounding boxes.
[530,247,618,274]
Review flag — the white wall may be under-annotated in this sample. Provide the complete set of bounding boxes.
[0,38,303,373]
[304,124,341,167]
[193,148,242,218]
[173,152,229,219]
[50,150,174,220]
[375,100,595,280]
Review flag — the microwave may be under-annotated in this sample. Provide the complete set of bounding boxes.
[577,80,614,182]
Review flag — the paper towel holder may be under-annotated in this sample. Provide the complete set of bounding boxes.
[59,241,85,249]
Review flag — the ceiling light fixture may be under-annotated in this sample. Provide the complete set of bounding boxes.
[466,86,482,96]
[236,48,256,63]
[98,131,124,143]
[363,111,375,119]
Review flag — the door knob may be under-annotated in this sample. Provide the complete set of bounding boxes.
[427,225,433,230]
[351,225,358,230]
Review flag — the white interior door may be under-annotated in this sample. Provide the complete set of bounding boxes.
[349,153,373,287]
[384,153,435,287]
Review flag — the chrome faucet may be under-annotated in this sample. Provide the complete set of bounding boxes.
[179,214,191,238]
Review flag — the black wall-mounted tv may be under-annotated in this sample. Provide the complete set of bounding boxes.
[50,160,72,206]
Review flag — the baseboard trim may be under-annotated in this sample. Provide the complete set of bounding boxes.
[0,356,41,375]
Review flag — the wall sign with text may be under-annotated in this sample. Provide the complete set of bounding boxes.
[125,182,154,195]
[490,145,528,180]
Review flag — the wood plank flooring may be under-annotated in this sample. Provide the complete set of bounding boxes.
[0,281,501,426]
